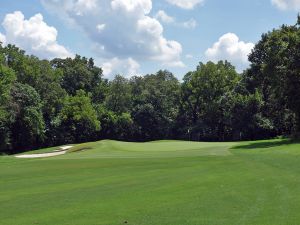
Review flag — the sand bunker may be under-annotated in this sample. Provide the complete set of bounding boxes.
[15,146,73,158]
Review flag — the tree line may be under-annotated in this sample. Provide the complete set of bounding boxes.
[0,17,299,153]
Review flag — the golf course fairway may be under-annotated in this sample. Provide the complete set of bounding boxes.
[1,139,300,225]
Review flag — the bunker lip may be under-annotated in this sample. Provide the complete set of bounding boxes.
[15,146,73,158]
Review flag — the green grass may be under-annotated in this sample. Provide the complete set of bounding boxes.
[1,139,300,225]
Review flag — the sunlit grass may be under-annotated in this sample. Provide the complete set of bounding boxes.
[1,139,300,225]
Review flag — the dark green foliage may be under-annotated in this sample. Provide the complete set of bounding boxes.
[96,105,134,140]
[130,70,180,140]
[9,83,45,151]
[55,90,100,143]
[105,75,132,114]
[247,19,300,136]
[180,61,240,141]
[0,17,300,153]
[51,55,104,96]
[0,62,16,151]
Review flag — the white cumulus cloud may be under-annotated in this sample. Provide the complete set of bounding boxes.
[205,33,254,71]
[40,0,184,69]
[271,0,300,10]
[185,54,193,59]
[101,57,140,78]
[165,0,204,9]
[181,18,197,29]
[155,10,175,23]
[1,11,72,59]
[96,24,106,32]
[155,10,197,29]
[0,33,6,45]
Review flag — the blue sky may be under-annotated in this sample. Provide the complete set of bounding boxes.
[0,0,298,79]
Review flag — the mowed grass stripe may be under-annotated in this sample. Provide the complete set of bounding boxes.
[0,139,300,225]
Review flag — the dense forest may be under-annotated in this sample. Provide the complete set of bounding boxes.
[0,17,300,154]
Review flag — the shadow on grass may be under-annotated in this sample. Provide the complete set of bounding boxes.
[232,139,300,150]
[68,146,93,153]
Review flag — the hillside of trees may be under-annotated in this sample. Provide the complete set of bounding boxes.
[0,17,299,154]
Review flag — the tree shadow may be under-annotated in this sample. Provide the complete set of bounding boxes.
[231,139,300,150]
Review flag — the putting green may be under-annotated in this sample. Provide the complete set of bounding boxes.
[58,140,234,159]
[1,139,300,225]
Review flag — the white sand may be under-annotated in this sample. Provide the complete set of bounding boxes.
[15,146,73,158]
[60,145,73,150]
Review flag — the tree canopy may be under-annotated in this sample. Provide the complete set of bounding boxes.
[0,17,299,153]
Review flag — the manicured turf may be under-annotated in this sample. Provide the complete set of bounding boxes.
[1,139,300,225]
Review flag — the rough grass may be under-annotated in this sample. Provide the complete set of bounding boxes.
[1,139,300,225]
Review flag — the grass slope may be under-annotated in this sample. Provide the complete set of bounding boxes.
[1,139,300,225]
